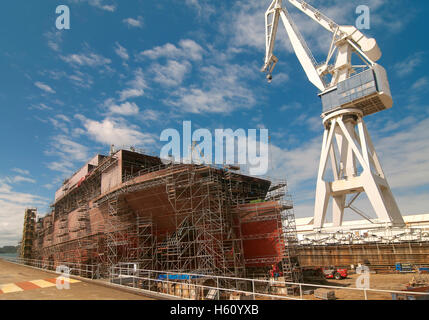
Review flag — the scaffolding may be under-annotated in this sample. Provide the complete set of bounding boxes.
[232,180,302,284]
[20,208,37,259]
[158,165,245,276]
[29,148,303,287]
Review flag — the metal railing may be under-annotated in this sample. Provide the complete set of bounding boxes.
[109,265,429,301]
[3,257,428,300]
[2,257,99,279]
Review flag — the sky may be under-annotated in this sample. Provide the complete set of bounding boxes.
[0,0,428,246]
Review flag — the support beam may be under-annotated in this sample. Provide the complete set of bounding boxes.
[313,110,405,229]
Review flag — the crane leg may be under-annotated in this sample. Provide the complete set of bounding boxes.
[313,109,405,229]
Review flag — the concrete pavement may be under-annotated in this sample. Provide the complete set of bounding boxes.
[0,259,154,300]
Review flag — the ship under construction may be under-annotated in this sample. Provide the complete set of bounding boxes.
[20,148,303,284]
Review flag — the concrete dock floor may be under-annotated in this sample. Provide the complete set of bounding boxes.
[0,259,154,300]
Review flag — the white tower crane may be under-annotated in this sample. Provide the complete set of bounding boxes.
[262,0,405,229]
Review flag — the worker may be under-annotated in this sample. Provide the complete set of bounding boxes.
[271,264,280,280]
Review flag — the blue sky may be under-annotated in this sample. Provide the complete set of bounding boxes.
[0,0,428,246]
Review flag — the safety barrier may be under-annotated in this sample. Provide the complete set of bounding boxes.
[3,257,428,300]
[3,257,99,279]
[109,265,429,300]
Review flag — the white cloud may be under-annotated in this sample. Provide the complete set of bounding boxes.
[179,39,205,61]
[108,102,139,116]
[69,74,88,87]
[269,72,290,85]
[5,176,36,184]
[69,0,116,12]
[53,136,90,162]
[184,0,216,16]
[0,182,45,205]
[0,180,47,246]
[123,16,143,28]
[90,0,115,12]
[118,68,147,101]
[12,168,30,176]
[411,77,428,91]
[119,89,144,101]
[34,81,55,94]
[225,1,267,51]
[114,42,129,60]
[152,60,191,87]
[165,63,256,114]
[279,102,303,112]
[78,116,156,147]
[394,52,424,77]
[269,137,321,196]
[2,167,36,184]
[376,118,429,191]
[45,135,90,176]
[61,52,112,68]
[44,135,91,195]
[47,160,77,175]
[48,117,69,134]
[29,103,53,111]
[56,114,71,123]
[140,109,160,122]
[69,71,94,88]
[128,68,146,90]
[369,0,411,33]
[140,39,204,61]
[41,69,94,89]
[44,30,63,52]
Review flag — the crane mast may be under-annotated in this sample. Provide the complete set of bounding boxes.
[262,0,405,230]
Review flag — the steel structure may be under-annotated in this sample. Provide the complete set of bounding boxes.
[26,148,303,286]
[262,0,405,230]
[20,208,37,259]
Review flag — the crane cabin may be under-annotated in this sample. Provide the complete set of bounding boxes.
[319,64,393,117]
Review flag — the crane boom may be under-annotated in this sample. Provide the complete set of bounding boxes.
[288,0,339,33]
[263,0,382,91]
[287,0,381,62]
[262,0,281,77]
[279,7,325,91]
[262,0,325,91]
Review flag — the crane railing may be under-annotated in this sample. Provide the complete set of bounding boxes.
[282,7,318,68]
[288,0,339,32]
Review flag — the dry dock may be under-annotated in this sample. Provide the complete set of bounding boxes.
[0,259,153,300]
[297,242,429,267]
